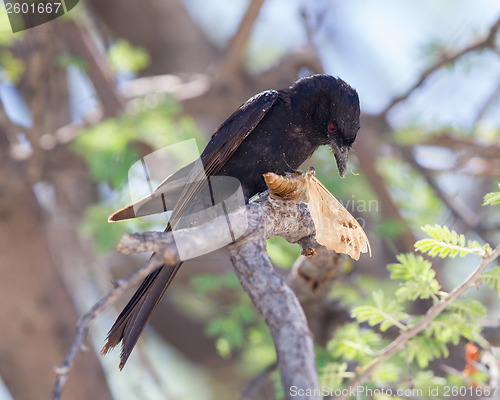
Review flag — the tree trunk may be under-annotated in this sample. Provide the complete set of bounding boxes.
[0,152,113,400]
[87,0,218,75]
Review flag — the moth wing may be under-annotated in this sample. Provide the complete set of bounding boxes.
[305,174,370,260]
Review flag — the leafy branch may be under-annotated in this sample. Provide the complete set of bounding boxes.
[335,243,500,400]
[415,224,491,258]
[328,185,500,396]
[388,253,442,302]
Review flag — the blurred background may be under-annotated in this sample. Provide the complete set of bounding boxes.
[0,0,499,399]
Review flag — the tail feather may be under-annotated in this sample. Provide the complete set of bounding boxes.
[108,204,138,222]
[100,267,163,353]
[101,262,183,369]
[108,189,179,222]
[104,160,198,366]
[108,161,197,222]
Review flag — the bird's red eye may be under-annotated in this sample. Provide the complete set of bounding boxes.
[328,124,336,133]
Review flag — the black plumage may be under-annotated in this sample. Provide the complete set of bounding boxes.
[102,74,361,368]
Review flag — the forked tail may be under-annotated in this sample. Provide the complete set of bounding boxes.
[101,261,183,369]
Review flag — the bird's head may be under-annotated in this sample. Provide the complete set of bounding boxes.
[325,77,360,178]
[302,75,360,177]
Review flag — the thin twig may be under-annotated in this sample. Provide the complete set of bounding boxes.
[334,244,500,400]
[399,146,495,244]
[475,76,500,122]
[356,114,417,253]
[52,195,320,400]
[383,16,500,114]
[58,19,126,117]
[407,134,500,161]
[239,362,278,400]
[51,253,167,400]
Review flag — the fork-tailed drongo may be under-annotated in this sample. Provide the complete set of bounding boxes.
[102,74,361,368]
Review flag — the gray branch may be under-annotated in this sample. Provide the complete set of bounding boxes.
[121,196,321,399]
[53,193,327,400]
[287,246,348,343]
[228,197,320,399]
[122,196,321,399]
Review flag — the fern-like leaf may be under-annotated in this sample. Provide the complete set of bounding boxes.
[352,290,408,331]
[426,311,486,347]
[415,224,491,258]
[483,184,500,206]
[327,323,381,362]
[446,298,487,323]
[388,253,441,302]
[480,266,500,295]
[407,335,449,368]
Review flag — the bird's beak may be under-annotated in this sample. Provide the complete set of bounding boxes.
[333,145,349,178]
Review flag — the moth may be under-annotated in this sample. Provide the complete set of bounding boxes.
[264,167,371,260]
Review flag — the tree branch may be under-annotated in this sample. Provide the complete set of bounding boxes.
[228,199,320,400]
[286,245,348,343]
[334,243,500,400]
[398,146,495,244]
[239,362,277,400]
[58,19,127,117]
[215,0,267,80]
[383,16,500,114]
[51,254,166,400]
[52,194,325,400]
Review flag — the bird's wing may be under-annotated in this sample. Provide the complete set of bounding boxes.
[102,90,280,367]
[201,90,279,173]
[109,90,279,222]
[108,162,194,221]
[170,89,279,224]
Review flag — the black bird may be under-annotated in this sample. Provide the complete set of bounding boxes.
[102,74,361,368]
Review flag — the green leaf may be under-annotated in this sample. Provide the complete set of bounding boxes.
[370,362,401,384]
[108,39,150,73]
[446,298,487,322]
[483,184,500,206]
[327,323,381,363]
[427,314,466,345]
[388,253,441,302]
[415,224,491,258]
[190,271,241,295]
[480,266,500,295]
[407,335,449,368]
[424,311,485,347]
[318,362,350,389]
[0,50,25,83]
[352,290,408,331]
